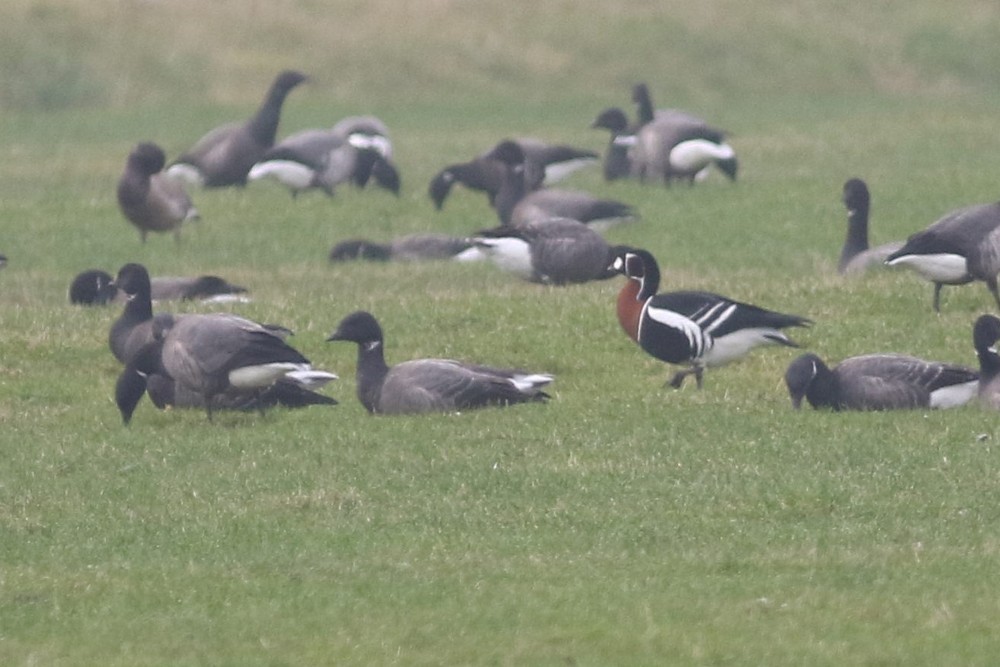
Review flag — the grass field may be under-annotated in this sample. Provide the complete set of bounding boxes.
[3,1,1000,665]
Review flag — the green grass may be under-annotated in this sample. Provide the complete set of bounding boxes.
[4,1,1000,665]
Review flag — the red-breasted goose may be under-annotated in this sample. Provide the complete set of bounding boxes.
[838,178,903,275]
[973,314,1000,409]
[117,142,199,243]
[166,70,307,188]
[884,200,1000,311]
[612,248,811,388]
[326,310,553,415]
[784,352,978,411]
[328,233,477,262]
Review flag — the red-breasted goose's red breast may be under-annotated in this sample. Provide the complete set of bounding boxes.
[612,248,811,389]
[838,178,903,275]
[117,142,199,243]
[166,70,307,188]
[326,310,553,415]
[784,353,979,411]
[884,200,1000,311]
[973,314,1000,409]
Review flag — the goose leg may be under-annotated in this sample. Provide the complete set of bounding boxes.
[667,366,696,389]
[987,277,1000,311]
[933,283,943,312]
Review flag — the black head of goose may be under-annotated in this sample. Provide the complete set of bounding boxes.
[329,233,476,263]
[109,263,157,364]
[784,352,979,411]
[73,268,247,305]
[838,178,904,275]
[611,248,811,388]
[326,310,553,415]
[117,142,199,243]
[973,314,1000,409]
[167,70,308,188]
[885,200,1000,311]
[428,154,507,210]
[70,269,118,305]
[115,310,336,423]
[474,217,623,285]
[591,107,635,181]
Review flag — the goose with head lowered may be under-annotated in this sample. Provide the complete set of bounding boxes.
[71,268,247,306]
[884,199,1000,311]
[166,70,308,188]
[837,178,903,275]
[117,142,199,243]
[329,233,478,263]
[784,352,978,411]
[973,314,1000,409]
[612,248,811,388]
[326,310,553,415]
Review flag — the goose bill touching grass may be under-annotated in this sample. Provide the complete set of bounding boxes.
[884,200,1000,311]
[326,310,552,415]
[784,353,979,411]
[612,248,811,389]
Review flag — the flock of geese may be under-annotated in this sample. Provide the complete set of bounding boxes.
[57,70,1000,421]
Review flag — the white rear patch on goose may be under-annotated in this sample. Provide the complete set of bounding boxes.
[885,253,968,282]
[929,380,979,409]
[700,328,789,367]
[229,362,309,389]
[164,163,205,188]
[248,160,315,190]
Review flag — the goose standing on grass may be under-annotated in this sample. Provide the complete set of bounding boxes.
[166,70,308,188]
[474,217,624,285]
[784,352,979,411]
[329,233,479,262]
[117,142,199,243]
[71,268,247,305]
[612,248,811,388]
[487,140,635,229]
[590,107,637,181]
[973,314,1000,409]
[838,178,903,275]
[327,310,553,415]
[884,200,1000,311]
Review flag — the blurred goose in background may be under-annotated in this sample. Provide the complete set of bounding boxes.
[70,268,247,306]
[473,217,623,285]
[784,352,978,411]
[166,70,308,187]
[973,314,1000,409]
[631,82,711,127]
[117,142,199,243]
[487,140,635,229]
[590,107,637,181]
[327,310,553,415]
[885,200,1000,311]
[838,178,903,275]
[612,248,811,388]
[0,254,7,269]
[428,138,597,210]
[329,233,479,262]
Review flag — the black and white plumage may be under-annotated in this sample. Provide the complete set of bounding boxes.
[473,217,622,285]
[71,268,247,306]
[838,178,903,275]
[117,142,199,243]
[613,248,810,388]
[973,314,1000,409]
[326,310,553,415]
[885,200,1000,311]
[783,352,979,411]
[328,234,478,263]
[166,70,307,188]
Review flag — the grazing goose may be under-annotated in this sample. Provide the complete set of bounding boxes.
[973,314,1000,409]
[115,311,336,423]
[329,233,478,262]
[884,200,1000,311]
[612,248,811,388]
[166,70,308,187]
[838,178,904,275]
[117,142,199,243]
[474,217,623,285]
[326,310,553,415]
[145,373,337,412]
[487,140,635,229]
[71,269,247,305]
[427,139,597,210]
[784,352,979,411]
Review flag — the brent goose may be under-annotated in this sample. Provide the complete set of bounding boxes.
[784,352,978,411]
[885,200,1000,311]
[838,178,903,275]
[474,217,624,285]
[0,254,7,269]
[973,314,1000,409]
[117,142,199,243]
[329,233,478,262]
[71,268,247,305]
[166,70,308,187]
[327,310,553,415]
[145,370,337,412]
[631,116,737,185]
[590,107,637,181]
[612,248,811,388]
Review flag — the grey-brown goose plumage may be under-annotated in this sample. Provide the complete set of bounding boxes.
[784,352,978,411]
[166,70,307,187]
[326,311,553,415]
[117,142,199,243]
[973,314,1000,409]
[838,178,903,275]
[328,233,477,262]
